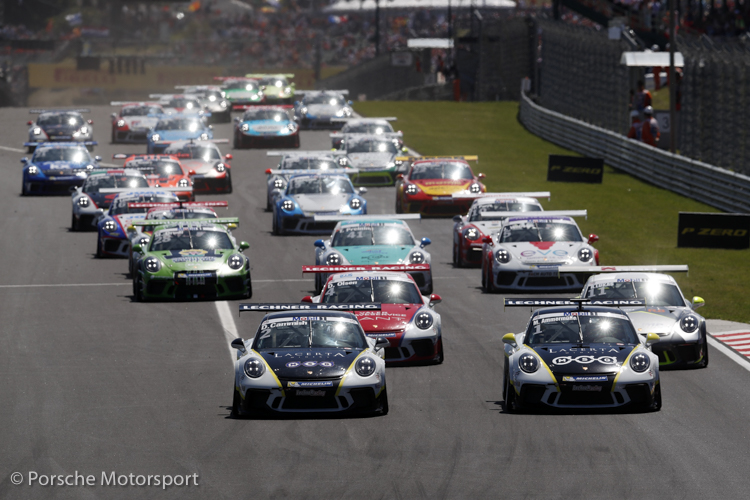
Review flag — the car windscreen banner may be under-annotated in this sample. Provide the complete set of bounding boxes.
[240,303,382,312]
[504,298,646,307]
[677,212,750,249]
[302,264,431,273]
[547,155,604,183]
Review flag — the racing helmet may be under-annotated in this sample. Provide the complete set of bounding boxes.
[630,110,640,119]
[643,106,654,116]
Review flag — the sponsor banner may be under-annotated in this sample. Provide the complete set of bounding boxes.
[677,212,750,249]
[240,303,382,312]
[504,298,645,307]
[547,155,604,183]
[302,264,430,273]
[561,375,608,382]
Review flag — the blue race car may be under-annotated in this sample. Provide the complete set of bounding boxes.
[25,109,97,153]
[272,172,367,236]
[232,106,299,149]
[146,115,212,154]
[70,169,150,231]
[21,142,101,196]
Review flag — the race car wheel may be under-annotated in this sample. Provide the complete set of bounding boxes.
[225,171,233,194]
[504,372,519,413]
[86,144,94,152]
[233,132,242,149]
[292,135,300,149]
[21,179,27,196]
[423,280,433,295]
[71,213,79,231]
[244,271,253,299]
[314,274,322,295]
[27,145,35,154]
[231,386,243,418]
[111,128,116,144]
[648,384,662,412]
[133,275,144,302]
[698,329,709,368]
[266,196,272,212]
[435,339,444,364]
[395,197,403,214]
[272,212,279,235]
[377,385,389,416]
[96,238,103,258]
[481,263,487,290]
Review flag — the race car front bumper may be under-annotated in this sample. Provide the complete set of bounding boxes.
[491,265,588,291]
[350,170,396,187]
[99,235,130,258]
[652,337,707,368]
[140,270,251,301]
[113,128,149,143]
[191,173,231,194]
[278,215,339,235]
[402,196,473,217]
[514,380,659,410]
[368,331,442,364]
[23,176,84,195]
[238,133,298,149]
[298,116,341,130]
[459,241,484,266]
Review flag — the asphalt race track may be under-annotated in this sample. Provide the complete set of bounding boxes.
[1,106,749,500]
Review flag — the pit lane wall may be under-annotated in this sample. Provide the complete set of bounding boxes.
[519,86,750,214]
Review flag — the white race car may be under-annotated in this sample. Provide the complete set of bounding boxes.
[329,117,398,149]
[110,102,164,143]
[264,151,346,211]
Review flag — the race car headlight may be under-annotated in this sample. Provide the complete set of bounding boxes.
[86,164,95,170]
[414,312,433,330]
[409,251,425,264]
[463,227,480,241]
[680,315,700,333]
[273,178,285,189]
[338,157,347,166]
[469,183,481,193]
[151,133,160,142]
[630,352,650,373]
[79,126,89,135]
[326,253,341,265]
[405,184,418,195]
[284,86,292,94]
[138,236,150,247]
[355,357,376,377]
[286,123,297,132]
[349,198,361,209]
[578,248,593,262]
[519,353,539,373]
[281,199,295,212]
[244,358,265,378]
[77,197,89,207]
[241,123,249,132]
[27,165,39,175]
[103,220,117,232]
[228,254,244,270]
[220,100,228,108]
[144,257,161,273]
[178,179,190,188]
[215,163,226,173]
[116,119,125,127]
[300,106,308,115]
[495,249,511,264]
[199,133,209,140]
[251,94,259,101]
[33,127,42,135]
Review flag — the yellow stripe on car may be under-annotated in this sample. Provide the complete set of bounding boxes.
[252,349,285,397]
[335,350,367,397]
[611,345,639,392]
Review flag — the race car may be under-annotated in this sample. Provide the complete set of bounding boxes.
[502,298,661,412]
[216,77,265,110]
[245,73,295,104]
[25,109,96,152]
[162,140,233,194]
[336,134,407,187]
[70,169,149,231]
[175,85,230,123]
[294,90,352,129]
[481,212,596,292]
[126,200,228,276]
[302,266,443,364]
[264,151,345,210]
[395,156,487,216]
[20,142,101,196]
[329,117,398,149]
[149,94,205,116]
[232,106,299,149]
[451,193,549,267]
[131,218,251,301]
[272,173,367,236]
[114,154,195,201]
[95,189,183,258]
[312,215,433,294]
[146,115,212,154]
[110,102,164,143]
[573,265,708,369]
[231,304,389,416]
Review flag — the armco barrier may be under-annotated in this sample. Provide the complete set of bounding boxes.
[519,88,750,214]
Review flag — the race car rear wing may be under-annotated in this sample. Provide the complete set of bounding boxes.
[330,117,397,122]
[503,298,646,309]
[452,191,552,200]
[395,155,479,164]
[29,108,90,114]
[24,141,97,148]
[245,73,295,78]
[130,217,239,228]
[127,201,228,209]
[302,264,431,274]
[214,76,254,81]
[99,187,192,194]
[240,303,381,312]
[236,104,294,110]
[313,214,421,222]
[481,209,588,220]
[110,101,161,106]
[265,168,358,176]
[266,150,336,157]
[331,131,403,139]
[174,85,221,90]
[112,153,178,160]
[295,89,349,95]
[561,265,689,274]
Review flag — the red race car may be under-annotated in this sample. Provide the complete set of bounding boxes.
[395,156,486,217]
[110,101,164,144]
[162,139,233,194]
[113,153,194,201]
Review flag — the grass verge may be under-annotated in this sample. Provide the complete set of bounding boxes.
[355,101,750,323]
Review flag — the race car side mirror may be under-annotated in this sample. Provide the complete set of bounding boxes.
[429,294,442,306]
[27,120,33,125]
[69,186,77,193]
[452,215,462,223]
[208,125,213,130]
[301,296,313,303]
[692,296,705,309]
[230,338,246,352]
[132,244,142,253]
[314,239,325,249]
[111,113,117,119]
[645,333,660,345]
[239,241,250,251]
[375,337,390,348]
[402,147,409,153]
[94,156,102,162]
[477,173,486,179]
[225,154,233,160]
[20,157,28,164]
[188,170,196,176]
[294,101,299,106]
[420,237,431,248]
[358,187,368,195]
[87,120,93,125]
[348,100,353,106]
[265,168,272,174]
[502,333,517,346]
[396,174,404,180]
[588,234,599,244]
[482,236,493,244]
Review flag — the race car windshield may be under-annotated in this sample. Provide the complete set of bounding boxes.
[168,146,221,161]
[259,77,288,87]
[287,177,353,195]
[282,158,335,170]
[121,106,161,116]
[306,94,345,105]
[109,195,176,215]
[168,99,199,109]
[127,160,184,177]
[149,229,233,251]
[469,202,542,221]
[347,139,399,154]
[526,315,639,345]
[33,148,91,163]
[584,281,687,307]
[500,221,583,242]
[38,113,84,127]
[332,226,414,247]
[254,318,366,349]
[224,80,257,91]
[83,175,148,193]
[242,110,288,121]
[155,118,202,131]
[410,162,473,180]
[323,280,422,305]
[344,123,394,134]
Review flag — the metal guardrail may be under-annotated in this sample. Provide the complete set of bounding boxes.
[519,87,750,213]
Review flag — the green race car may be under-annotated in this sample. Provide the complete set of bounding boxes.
[131,218,252,301]
[216,77,265,111]
[245,73,295,104]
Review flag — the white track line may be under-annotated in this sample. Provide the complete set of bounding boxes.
[0,145,24,153]
[215,301,239,362]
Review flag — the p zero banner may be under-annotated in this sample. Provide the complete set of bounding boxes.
[677,212,750,249]
[547,155,604,183]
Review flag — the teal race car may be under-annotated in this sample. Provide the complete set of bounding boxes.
[131,218,252,301]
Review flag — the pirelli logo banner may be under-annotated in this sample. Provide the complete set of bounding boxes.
[678,212,750,249]
[547,155,604,184]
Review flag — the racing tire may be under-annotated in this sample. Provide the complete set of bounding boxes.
[435,339,444,364]
[86,145,94,152]
[314,273,322,295]
[111,128,116,144]
[21,179,27,196]
[423,281,433,295]
[481,261,488,291]
[230,386,243,418]
[292,135,300,149]
[504,373,518,413]
[96,238,103,258]
[395,196,403,214]
[133,275,144,302]
[245,271,253,299]
[377,385,389,416]
[272,212,279,235]
[266,197,272,212]
[698,329,709,368]
[71,213,79,232]
[225,171,233,194]
[648,384,662,412]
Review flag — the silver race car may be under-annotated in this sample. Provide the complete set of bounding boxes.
[264,150,347,210]
[110,102,164,143]
[329,117,399,149]
[71,169,149,231]
[335,133,407,187]
[294,90,352,129]
[175,85,231,123]
[25,109,96,152]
